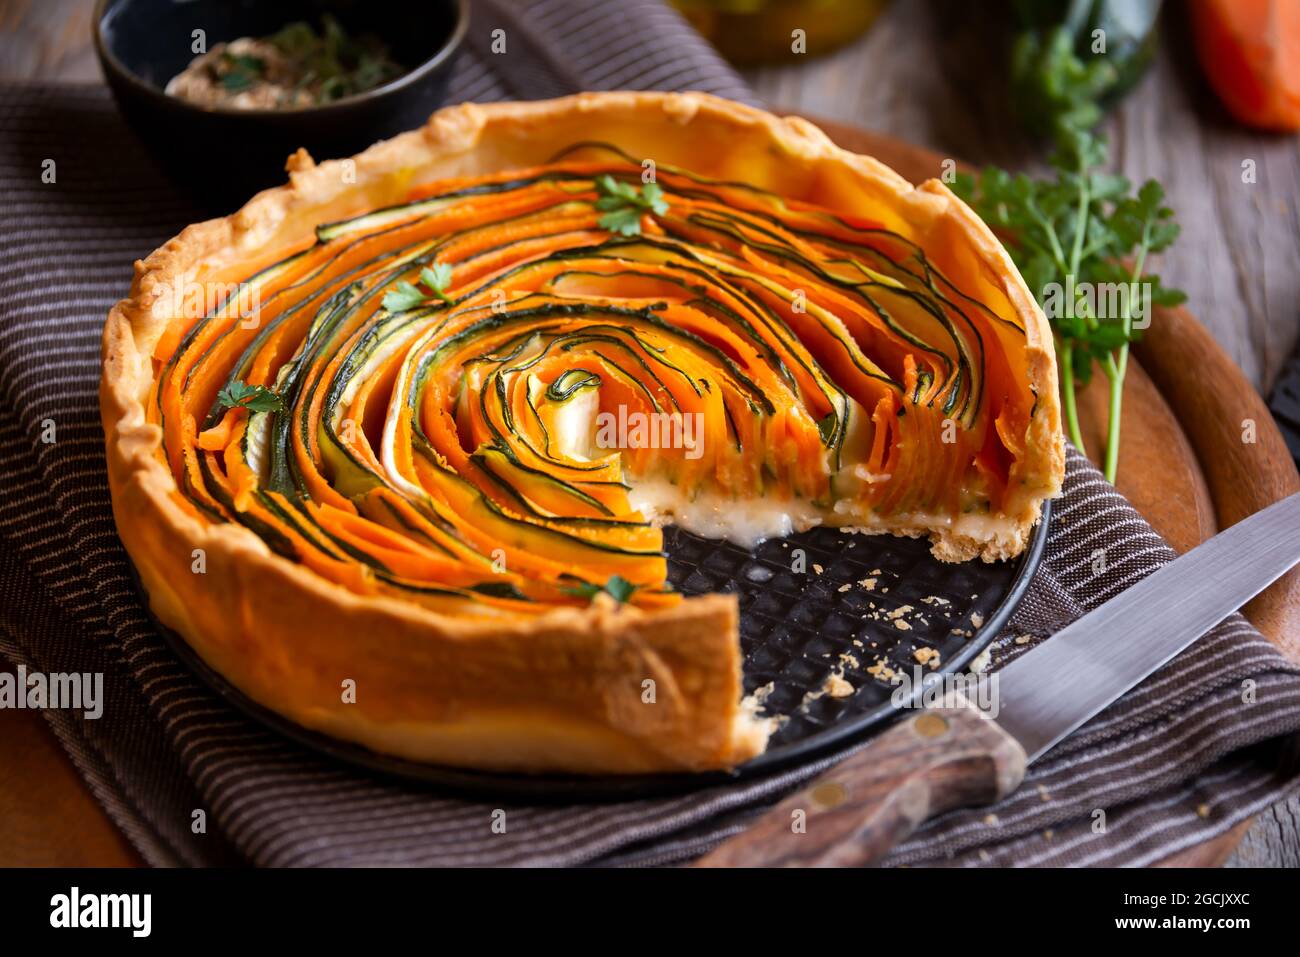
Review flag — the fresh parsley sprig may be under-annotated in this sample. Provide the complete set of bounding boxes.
[954,127,1184,482]
[594,175,668,236]
[563,574,638,604]
[382,262,454,313]
[217,380,285,413]
[1009,0,1162,141]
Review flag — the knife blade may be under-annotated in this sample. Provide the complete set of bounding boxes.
[695,492,1300,867]
[998,490,1300,760]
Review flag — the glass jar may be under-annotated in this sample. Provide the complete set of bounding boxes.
[671,0,889,65]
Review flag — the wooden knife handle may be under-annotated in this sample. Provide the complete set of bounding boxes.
[694,698,1027,867]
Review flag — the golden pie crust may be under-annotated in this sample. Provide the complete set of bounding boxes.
[101,92,1063,774]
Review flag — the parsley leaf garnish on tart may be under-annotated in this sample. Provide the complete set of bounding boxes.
[419,264,455,302]
[594,174,669,235]
[563,575,639,604]
[382,262,454,312]
[216,380,285,413]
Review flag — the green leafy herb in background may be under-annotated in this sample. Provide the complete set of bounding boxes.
[217,380,285,413]
[952,0,1181,483]
[954,132,1184,481]
[1010,0,1162,140]
[594,175,669,236]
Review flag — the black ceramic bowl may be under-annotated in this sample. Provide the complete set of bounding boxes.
[93,0,467,209]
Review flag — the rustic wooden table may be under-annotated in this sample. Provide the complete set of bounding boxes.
[1,0,1296,867]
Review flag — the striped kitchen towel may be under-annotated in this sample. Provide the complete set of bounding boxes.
[2,0,1299,867]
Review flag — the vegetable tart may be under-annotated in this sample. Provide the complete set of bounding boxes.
[101,92,1063,774]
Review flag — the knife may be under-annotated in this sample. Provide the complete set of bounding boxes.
[695,492,1300,867]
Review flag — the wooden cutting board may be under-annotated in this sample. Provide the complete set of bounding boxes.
[808,118,1300,866]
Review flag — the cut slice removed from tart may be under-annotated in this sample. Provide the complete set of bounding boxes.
[101,92,1063,774]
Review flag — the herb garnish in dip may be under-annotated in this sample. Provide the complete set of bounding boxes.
[165,16,404,110]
